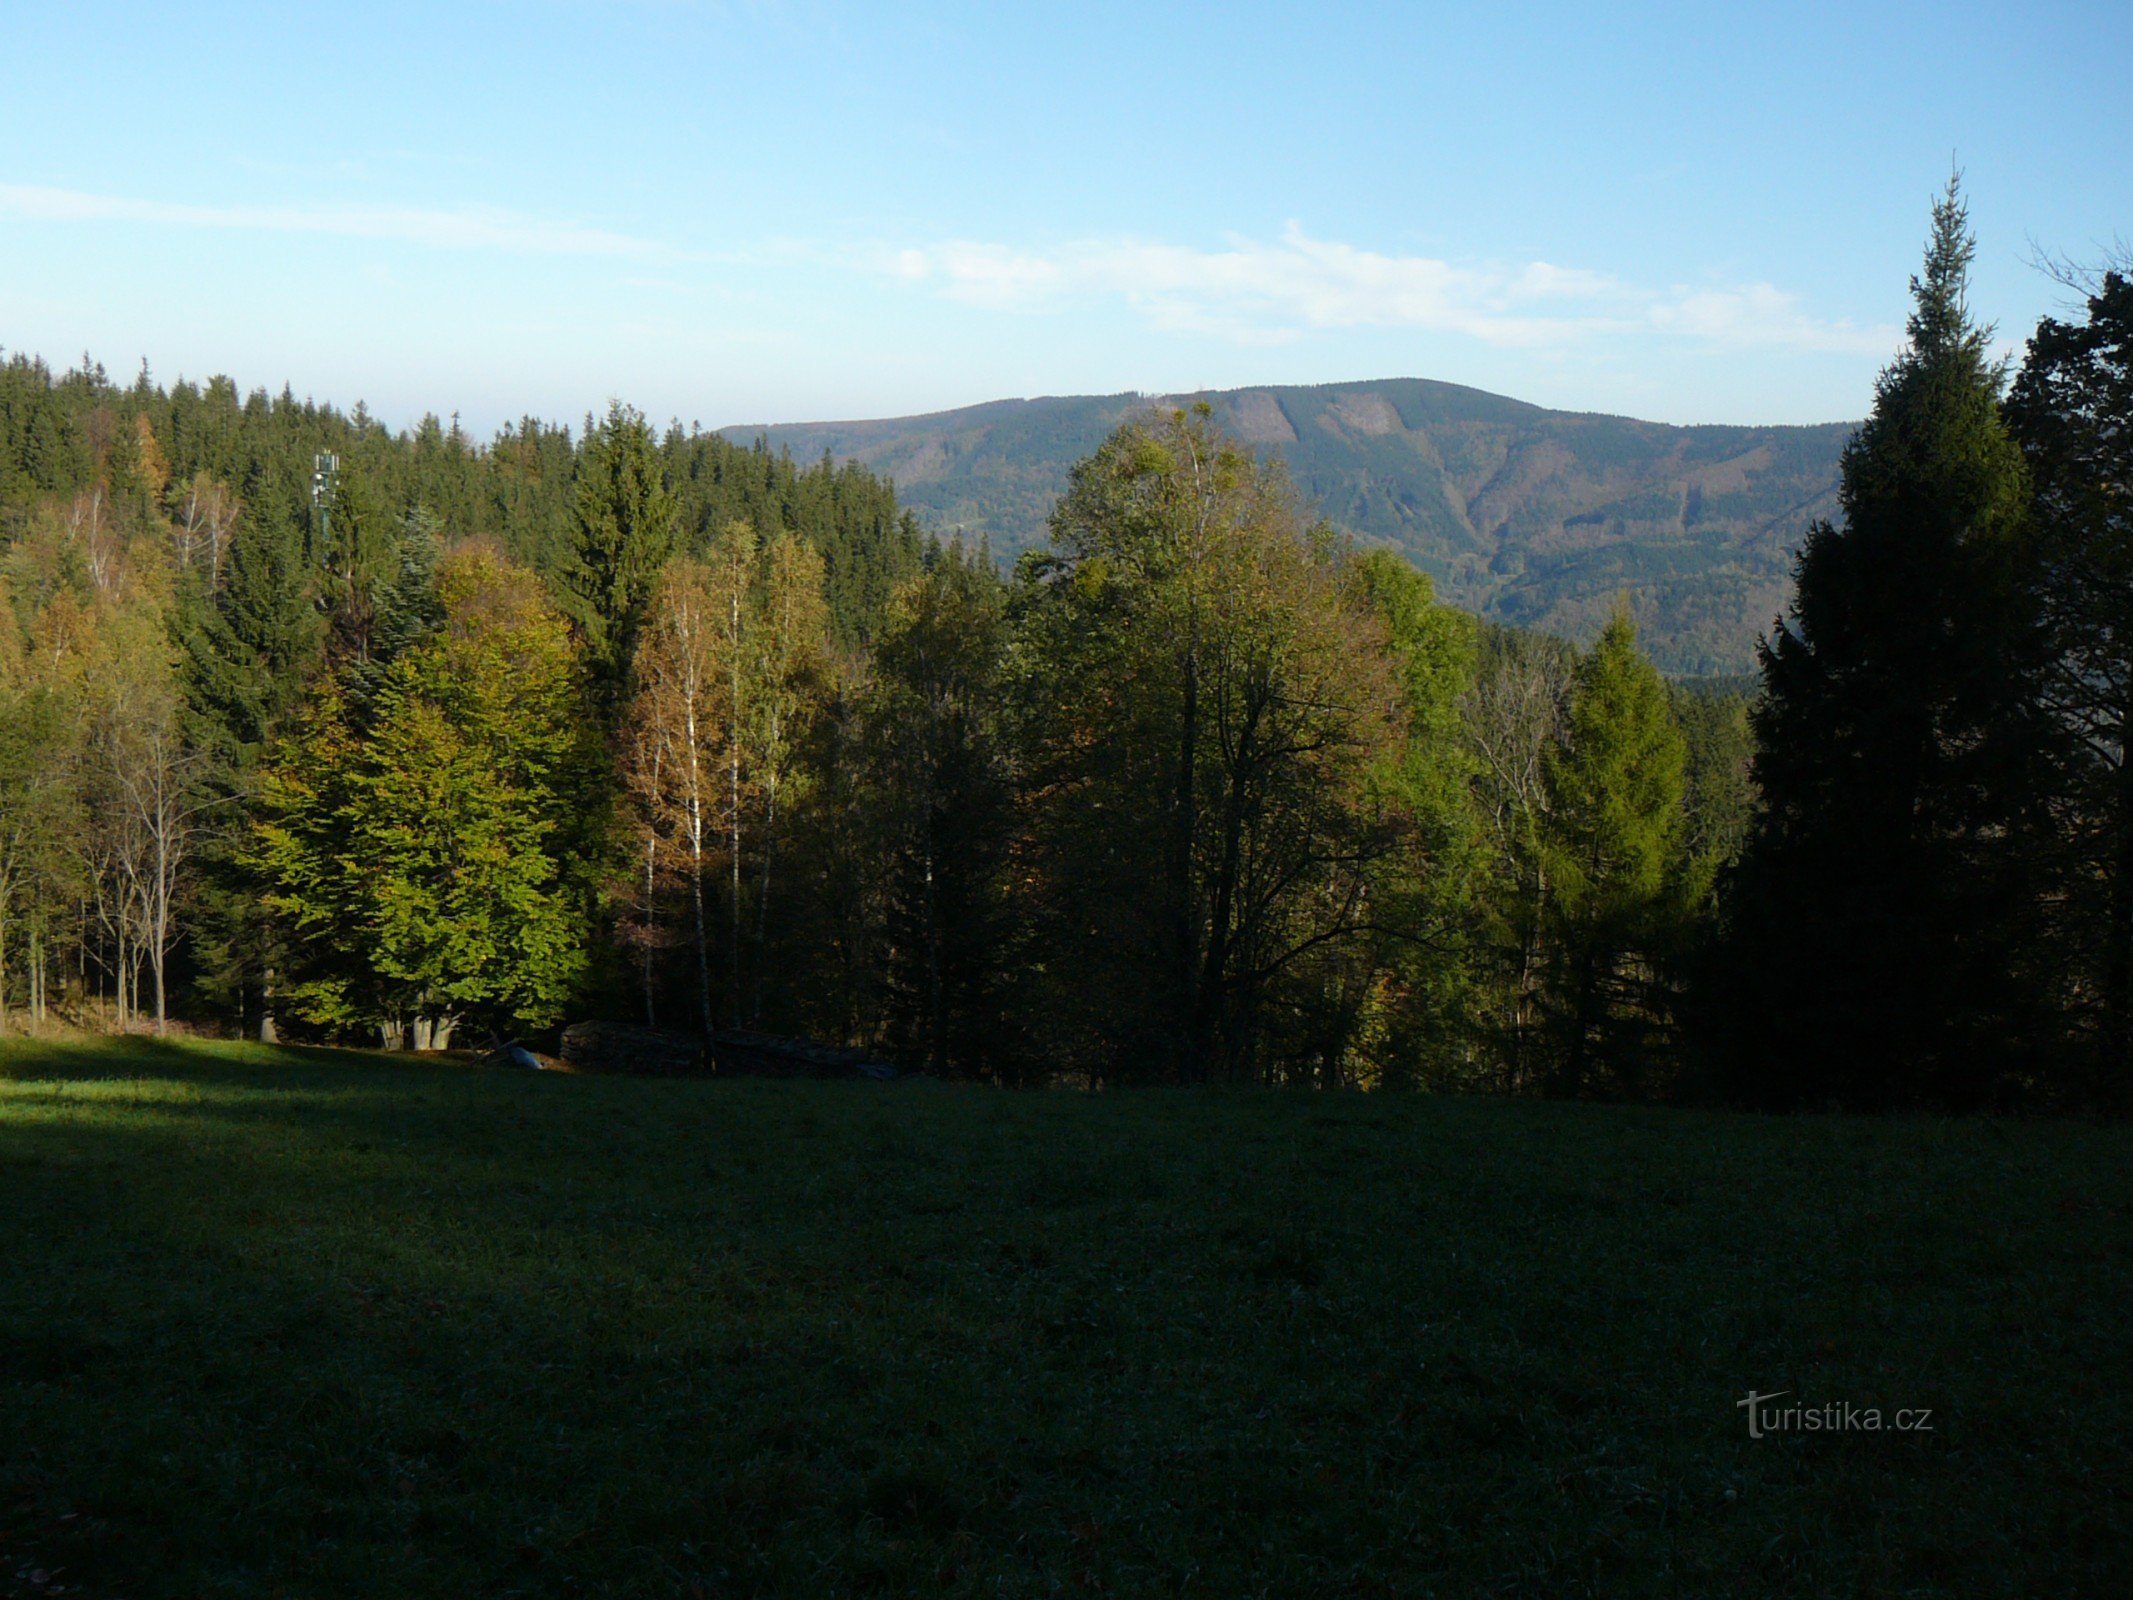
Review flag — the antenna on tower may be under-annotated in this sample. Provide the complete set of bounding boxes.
[311,451,340,564]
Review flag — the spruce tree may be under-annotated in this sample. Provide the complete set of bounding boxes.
[563,402,679,722]
[253,547,594,1046]
[181,488,324,1032]
[1717,180,2055,1109]
[1539,606,1686,1093]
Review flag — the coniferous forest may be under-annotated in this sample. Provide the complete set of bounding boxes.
[1,184,2128,1112]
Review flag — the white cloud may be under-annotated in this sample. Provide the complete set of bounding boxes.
[887,222,1895,357]
[3,183,1898,368]
[1645,282,1891,354]
[0,182,667,260]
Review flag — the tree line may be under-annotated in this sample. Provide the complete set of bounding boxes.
[0,179,2125,1108]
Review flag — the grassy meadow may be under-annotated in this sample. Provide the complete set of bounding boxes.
[1,1038,2127,1598]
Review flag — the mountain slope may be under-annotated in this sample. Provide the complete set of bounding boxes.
[724,377,1852,673]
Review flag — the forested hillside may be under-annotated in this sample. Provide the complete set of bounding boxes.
[724,378,1853,673]
[0,186,2122,1114]
[0,347,1756,1092]
[0,359,925,646]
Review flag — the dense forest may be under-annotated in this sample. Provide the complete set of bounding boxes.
[0,183,2125,1110]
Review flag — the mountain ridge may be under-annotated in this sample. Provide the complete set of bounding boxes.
[722,377,1853,673]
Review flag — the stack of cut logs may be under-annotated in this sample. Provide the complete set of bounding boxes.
[557,1021,896,1081]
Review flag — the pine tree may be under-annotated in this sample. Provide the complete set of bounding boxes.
[1717,179,2055,1109]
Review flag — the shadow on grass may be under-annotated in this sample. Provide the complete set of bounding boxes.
[1,1043,2129,1597]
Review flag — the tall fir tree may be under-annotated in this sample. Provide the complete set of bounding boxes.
[563,402,679,722]
[1716,180,2057,1109]
[180,488,323,1033]
[1538,606,1686,1094]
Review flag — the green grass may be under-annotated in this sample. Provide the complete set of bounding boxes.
[2,1038,2127,1598]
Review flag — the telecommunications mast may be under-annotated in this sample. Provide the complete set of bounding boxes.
[311,451,340,562]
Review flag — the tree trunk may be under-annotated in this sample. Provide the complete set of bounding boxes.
[642,826,659,1028]
[2105,735,2133,1112]
[412,1015,434,1052]
[728,585,745,1031]
[1194,694,1264,1078]
[29,927,43,1031]
[729,742,743,1030]
[752,768,778,1025]
[260,968,279,1044]
[1170,643,1200,1080]
[923,831,943,1073]
[687,771,712,1040]
[151,823,172,1036]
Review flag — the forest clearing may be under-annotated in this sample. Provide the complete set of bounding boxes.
[3,1038,2125,1597]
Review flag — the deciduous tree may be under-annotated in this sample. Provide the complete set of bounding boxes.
[2008,269,2133,1107]
[1014,409,1407,1082]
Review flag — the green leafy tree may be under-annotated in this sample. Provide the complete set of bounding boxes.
[1718,180,2056,1109]
[0,589,84,1030]
[1349,549,1485,1086]
[1462,623,1576,1086]
[1013,409,1407,1082]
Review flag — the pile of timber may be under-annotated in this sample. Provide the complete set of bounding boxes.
[712,1030,900,1081]
[556,1020,897,1081]
[557,1020,706,1076]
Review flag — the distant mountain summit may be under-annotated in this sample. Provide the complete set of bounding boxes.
[723,378,1851,673]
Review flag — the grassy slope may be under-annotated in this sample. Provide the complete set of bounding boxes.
[1,1038,2126,1598]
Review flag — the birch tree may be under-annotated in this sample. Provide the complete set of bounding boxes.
[626,558,726,1035]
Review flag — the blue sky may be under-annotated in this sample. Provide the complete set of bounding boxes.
[3,2,2127,433]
